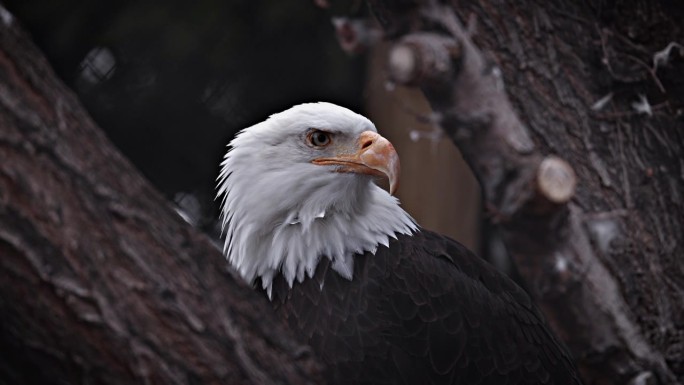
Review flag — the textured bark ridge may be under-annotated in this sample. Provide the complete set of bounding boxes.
[0,10,322,385]
[364,1,684,384]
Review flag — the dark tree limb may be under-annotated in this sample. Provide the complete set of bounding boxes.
[0,9,322,385]
[364,0,684,384]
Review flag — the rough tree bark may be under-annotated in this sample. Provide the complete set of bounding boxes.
[361,1,684,384]
[0,10,322,385]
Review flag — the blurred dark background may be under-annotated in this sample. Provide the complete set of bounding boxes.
[5,0,367,231]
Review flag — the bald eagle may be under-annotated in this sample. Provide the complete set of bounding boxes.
[217,102,582,384]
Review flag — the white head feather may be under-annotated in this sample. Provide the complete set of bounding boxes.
[217,102,416,297]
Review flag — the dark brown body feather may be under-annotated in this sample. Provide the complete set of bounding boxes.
[267,229,583,385]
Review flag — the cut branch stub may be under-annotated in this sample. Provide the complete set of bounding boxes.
[537,156,577,205]
[387,33,459,87]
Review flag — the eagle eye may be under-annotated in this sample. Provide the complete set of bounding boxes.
[308,130,332,147]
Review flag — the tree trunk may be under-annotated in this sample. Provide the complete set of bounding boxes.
[365,1,684,384]
[0,10,322,385]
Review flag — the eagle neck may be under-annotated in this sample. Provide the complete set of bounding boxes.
[222,181,416,298]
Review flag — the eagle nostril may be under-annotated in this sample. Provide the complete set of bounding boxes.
[361,139,373,150]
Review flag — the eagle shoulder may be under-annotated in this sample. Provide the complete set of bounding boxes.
[269,229,583,385]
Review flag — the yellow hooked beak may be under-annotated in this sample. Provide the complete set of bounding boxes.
[311,131,400,195]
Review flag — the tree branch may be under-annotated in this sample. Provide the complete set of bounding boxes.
[365,1,681,384]
[0,9,322,385]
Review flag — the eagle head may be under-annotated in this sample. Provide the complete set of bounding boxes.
[217,102,415,297]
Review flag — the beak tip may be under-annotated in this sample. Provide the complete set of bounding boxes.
[389,180,398,195]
